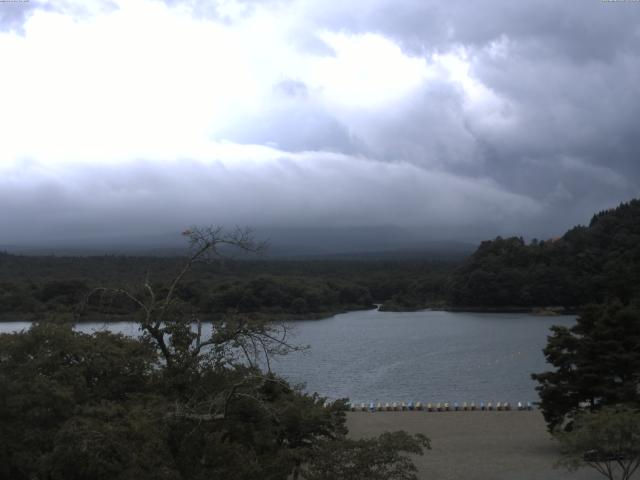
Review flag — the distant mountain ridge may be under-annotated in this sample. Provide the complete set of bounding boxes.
[449,199,640,308]
[0,225,476,260]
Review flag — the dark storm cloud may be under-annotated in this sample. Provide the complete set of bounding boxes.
[340,80,478,169]
[281,0,640,233]
[0,153,541,244]
[308,0,640,62]
[1,0,639,247]
[464,25,640,223]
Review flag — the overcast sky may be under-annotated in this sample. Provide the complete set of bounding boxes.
[1,0,639,247]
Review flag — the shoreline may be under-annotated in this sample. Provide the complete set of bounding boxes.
[379,305,577,315]
[0,305,576,323]
[0,309,355,324]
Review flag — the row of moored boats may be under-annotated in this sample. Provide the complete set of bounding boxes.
[345,401,534,412]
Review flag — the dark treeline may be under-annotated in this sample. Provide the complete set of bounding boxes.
[524,201,640,435]
[449,199,640,309]
[2,199,639,319]
[0,254,455,320]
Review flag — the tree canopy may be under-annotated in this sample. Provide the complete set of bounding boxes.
[555,405,640,480]
[0,226,430,480]
[449,199,640,308]
[532,302,640,431]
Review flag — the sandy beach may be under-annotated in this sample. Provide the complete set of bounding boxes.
[346,410,602,480]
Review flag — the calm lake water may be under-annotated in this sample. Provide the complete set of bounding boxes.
[0,309,574,404]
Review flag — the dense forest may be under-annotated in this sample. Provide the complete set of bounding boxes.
[0,254,454,320]
[1,199,639,320]
[449,199,640,309]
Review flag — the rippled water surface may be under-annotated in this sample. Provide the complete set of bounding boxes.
[272,309,575,404]
[0,309,575,404]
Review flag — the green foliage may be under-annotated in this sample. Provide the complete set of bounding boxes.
[450,199,640,308]
[555,405,640,480]
[205,275,374,315]
[48,401,177,480]
[0,253,455,319]
[532,302,640,431]
[0,322,351,480]
[0,323,161,480]
[0,227,431,479]
[300,431,430,480]
[38,279,90,305]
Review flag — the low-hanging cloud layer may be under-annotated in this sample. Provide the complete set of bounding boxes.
[1,0,639,247]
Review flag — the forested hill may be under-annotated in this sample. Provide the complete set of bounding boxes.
[449,199,640,308]
[2,200,639,318]
[0,254,454,320]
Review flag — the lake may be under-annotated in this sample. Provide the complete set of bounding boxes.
[0,309,574,405]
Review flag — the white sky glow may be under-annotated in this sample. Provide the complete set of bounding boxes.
[0,0,487,167]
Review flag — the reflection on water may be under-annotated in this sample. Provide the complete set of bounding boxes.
[0,309,574,404]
